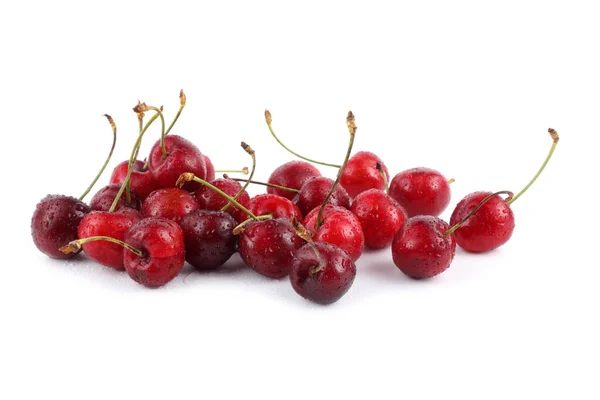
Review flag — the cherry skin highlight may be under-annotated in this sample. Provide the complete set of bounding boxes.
[89,184,142,212]
[194,178,250,223]
[267,161,321,200]
[123,217,185,288]
[109,160,161,201]
[294,176,351,217]
[77,209,142,270]
[389,167,451,217]
[179,210,237,270]
[241,193,303,223]
[449,191,515,253]
[31,195,91,259]
[141,188,199,223]
[238,218,304,279]
[290,242,356,305]
[303,205,365,262]
[391,215,456,279]
[340,151,390,198]
[203,154,216,182]
[350,189,408,249]
[148,134,207,191]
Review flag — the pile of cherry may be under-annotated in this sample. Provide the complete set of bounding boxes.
[31,91,559,305]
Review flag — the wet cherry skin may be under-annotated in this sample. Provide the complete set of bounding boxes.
[267,160,321,200]
[141,188,199,223]
[388,167,451,217]
[203,154,216,182]
[193,178,250,223]
[340,151,389,198]
[241,194,303,223]
[294,177,351,217]
[109,160,161,201]
[89,184,142,212]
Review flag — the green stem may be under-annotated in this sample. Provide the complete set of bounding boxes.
[265,110,341,168]
[222,142,255,212]
[444,191,514,236]
[59,236,145,257]
[215,168,249,175]
[232,214,273,235]
[78,115,117,200]
[164,89,186,137]
[145,106,167,158]
[507,128,559,205]
[226,177,299,193]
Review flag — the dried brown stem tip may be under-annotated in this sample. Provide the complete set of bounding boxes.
[103,114,116,130]
[241,141,255,155]
[59,241,82,254]
[179,89,186,106]
[242,166,249,174]
[176,172,195,188]
[133,101,150,114]
[548,128,559,143]
[264,110,272,125]
[346,111,356,135]
[292,217,313,243]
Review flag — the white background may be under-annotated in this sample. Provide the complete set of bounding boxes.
[1,1,599,399]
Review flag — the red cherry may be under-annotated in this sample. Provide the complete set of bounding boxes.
[294,177,351,216]
[340,151,389,198]
[148,134,207,191]
[123,217,185,288]
[350,189,408,249]
[179,210,237,270]
[89,184,142,212]
[242,194,303,223]
[194,178,250,222]
[304,205,365,262]
[238,218,305,278]
[388,167,451,217]
[109,160,161,201]
[290,242,356,305]
[267,161,321,200]
[31,195,91,259]
[203,155,216,182]
[76,209,142,269]
[141,188,199,223]
[391,215,456,279]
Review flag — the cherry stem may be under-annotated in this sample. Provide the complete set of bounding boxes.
[443,190,514,236]
[507,128,559,205]
[316,111,357,229]
[126,115,144,204]
[291,217,324,275]
[78,115,117,201]
[232,214,273,235]
[376,162,389,194]
[59,236,145,258]
[215,167,249,175]
[448,178,455,184]
[222,142,255,212]
[164,89,186,137]
[176,173,259,220]
[145,105,167,158]
[108,110,160,212]
[224,176,300,193]
[265,110,341,169]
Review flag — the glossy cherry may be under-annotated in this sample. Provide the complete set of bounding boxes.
[389,167,451,217]
[267,160,322,200]
[391,215,456,279]
[242,193,303,223]
[141,188,199,223]
[294,177,351,216]
[290,242,356,305]
[351,189,408,249]
[109,160,161,201]
[203,154,216,182]
[194,178,250,222]
[340,151,389,198]
[89,184,142,212]
[179,210,237,270]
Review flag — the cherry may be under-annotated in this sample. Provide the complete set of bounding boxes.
[351,188,408,249]
[179,210,237,270]
[294,176,351,216]
[194,178,250,222]
[340,151,390,198]
[109,160,160,201]
[203,154,216,182]
[242,193,303,223]
[449,128,560,253]
[389,167,452,217]
[290,241,356,305]
[89,184,142,212]
[392,215,457,279]
[31,115,116,259]
[267,160,322,200]
[141,187,199,223]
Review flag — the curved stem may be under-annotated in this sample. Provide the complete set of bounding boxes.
[127,115,144,204]
[145,106,167,158]
[59,236,145,258]
[507,128,559,205]
[232,214,273,235]
[222,142,255,212]
[444,191,514,236]
[376,162,389,194]
[316,111,357,229]
[79,115,117,200]
[176,173,258,220]
[265,110,341,168]
[164,89,186,137]
[225,177,299,193]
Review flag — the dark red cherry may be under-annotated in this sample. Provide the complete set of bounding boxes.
[449,191,515,253]
[124,217,185,288]
[89,184,142,212]
[203,154,216,182]
[290,242,356,305]
[179,210,237,270]
[267,161,321,200]
[241,194,303,223]
[194,178,250,223]
[141,188,199,223]
[109,160,161,201]
[303,205,365,262]
[350,189,408,249]
[31,195,91,259]
[388,167,451,217]
[294,177,351,217]
[391,215,456,279]
[340,151,389,198]
[238,218,304,279]
[148,134,207,191]
[77,209,142,269]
